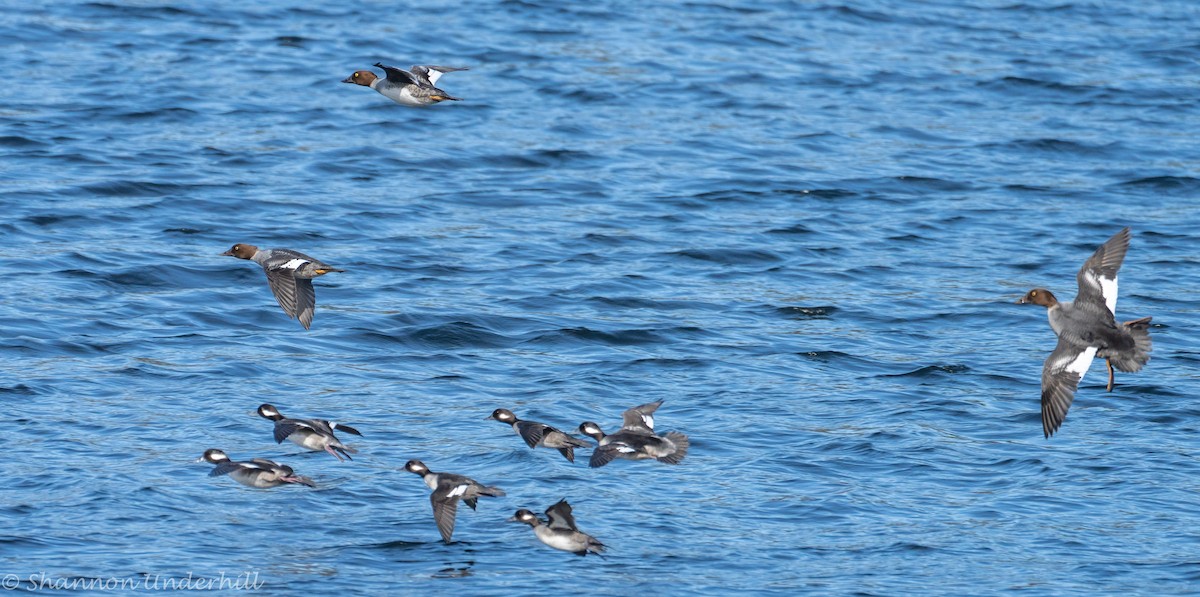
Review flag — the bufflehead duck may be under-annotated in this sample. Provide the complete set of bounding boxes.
[256,404,362,461]
[618,399,662,433]
[486,408,591,463]
[509,499,605,556]
[221,243,344,330]
[578,421,689,468]
[404,459,505,543]
[342,63,467,107]
[196,449,315,488]
[1017,227,1152,437]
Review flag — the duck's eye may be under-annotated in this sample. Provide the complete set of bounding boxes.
[1031,291,1038,296]
[353,72,359,78]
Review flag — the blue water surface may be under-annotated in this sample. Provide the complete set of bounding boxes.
[2,0,1199,594]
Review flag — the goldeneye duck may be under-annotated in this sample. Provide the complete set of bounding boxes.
[221,243,344,330]
[196,449,315,488]
[257,404,362,461]
[342,63,467,107]
[487,408,591,463]
[509,499,605,556]
[1017,227,1153,437]
[404,459,505,543]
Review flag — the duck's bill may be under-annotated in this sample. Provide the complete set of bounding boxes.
[340,77,356,84]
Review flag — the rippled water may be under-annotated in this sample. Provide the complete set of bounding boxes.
[2,0,1199,594]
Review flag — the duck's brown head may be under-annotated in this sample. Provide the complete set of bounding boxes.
[342,70,378,86]
[221,244,258,260]
[1017,288,1058,307]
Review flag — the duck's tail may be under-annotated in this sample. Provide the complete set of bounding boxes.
[1110,316,1152,373]
[479,485,505,498]
[656,432,689,465]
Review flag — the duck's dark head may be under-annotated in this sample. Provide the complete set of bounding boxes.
[508,509,539,526]
[256,404,283,420]
[197,449,229,464]
[578,422,605,441]
[487,408,517,423]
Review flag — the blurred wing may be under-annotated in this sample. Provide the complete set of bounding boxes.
[208,462,242,477]
[332,422,362,436]
[274,420,315,444]
[621,400,662,432]
[515,421,548,448]
[411,65,466,85]
[545,499,578,531]
[588,442,636,468]
[375,63,418,85]
[431,495,458,543]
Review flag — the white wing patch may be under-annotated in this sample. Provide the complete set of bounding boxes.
[1083,271,1119,315]
[616,444,636,453]
[641,413,654,430]
[424,68,443,85]
[281,258,310,270]
[1100,275,1118,315]
[1060,346,1099,380]
[448,484,468,497]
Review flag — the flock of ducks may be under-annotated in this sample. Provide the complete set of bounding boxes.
[202,62,1155,554]
[198,394,686,554]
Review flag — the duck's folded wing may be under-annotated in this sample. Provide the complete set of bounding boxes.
[1074,227,1129,317]
[1041,338,1099,438]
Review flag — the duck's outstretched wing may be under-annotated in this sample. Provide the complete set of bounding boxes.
[1041,338,1098,438]
[1074,227,1129,318]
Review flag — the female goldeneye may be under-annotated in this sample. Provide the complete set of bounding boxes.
[342,63,467,107]
[486,408,591,463]
[196,449,315,488]
[221,243,343,330]
[578,400,689,468]
[404,460,505,543]
[257,404,361,461]
[509,499,606,556]
[1017,227,1153,437]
